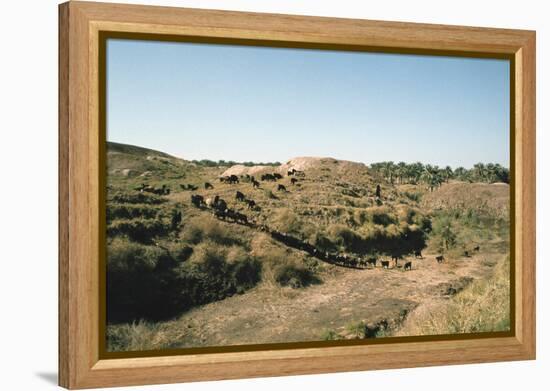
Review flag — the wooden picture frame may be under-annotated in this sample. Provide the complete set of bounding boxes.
[59,1,536,389]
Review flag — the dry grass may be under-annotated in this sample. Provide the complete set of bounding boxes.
[107,321,171,352]
[394,255,510,336]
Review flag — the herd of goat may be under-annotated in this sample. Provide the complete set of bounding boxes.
[189,169,306,226]
[136,168,481,271]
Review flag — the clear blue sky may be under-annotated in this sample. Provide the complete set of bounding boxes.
[106,39,510,169]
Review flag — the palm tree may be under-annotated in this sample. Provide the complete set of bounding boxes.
[409,162,424,184]
[454,166,467,181]
[421,165,443,192]
[441,223,456,250]
[443,166,454,182]
[381,161,395,184]
[395,162,407,184]
[473,163,487,182]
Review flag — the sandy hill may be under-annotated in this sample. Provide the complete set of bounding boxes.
[421,181,509,217]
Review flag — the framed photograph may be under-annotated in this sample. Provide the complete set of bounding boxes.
[59,1,536,389]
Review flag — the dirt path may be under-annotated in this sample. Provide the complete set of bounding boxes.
[157,243,503,348]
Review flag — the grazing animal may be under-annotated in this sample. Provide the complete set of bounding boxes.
[366,257,377,268]
[273,173,283,180]
[375,184,381,198]
[414,250,423,258]
[287,168,296,176]
[190,194,205,208]
[214,198,227,211]
[464,250,470,257]
[473,246,480,252]
[277,184,287,192]
[226,209,248,224]
[391,254,402,262]
[381,260,390,269]
[261,173,276,181]
[290,178,298,185]
[404,261,412,271]
[219,175,239,184]
[235,191,246,201]
[204,182,214,189]
[436,255,445,263]
[214,209,226,220]
[252,179,260,188]
[246,199,256,210]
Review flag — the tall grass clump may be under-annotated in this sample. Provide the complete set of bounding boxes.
[107,217,172,243]
[107,238,261,323]
[274,262,320,288]
[111,192,166,205]
[182,217,241,246]
[395,255,510,336]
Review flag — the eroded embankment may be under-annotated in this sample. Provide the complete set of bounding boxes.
[108,245,502,350]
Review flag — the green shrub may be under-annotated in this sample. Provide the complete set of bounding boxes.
[274,208,303,234]
[107,218,172,243]
[181,218,240,246]
[321,329,340,341]
[111,192,166,205]
[328,224,363,252]
[312,231,336,252]
[274,263,319,288]
[367,206,397,226]
[166,242,193,264]
[107,239,175,322]
[107,203,159,222]
[403,191,422,202]
[107,238,262,323]
[346,321,367,339]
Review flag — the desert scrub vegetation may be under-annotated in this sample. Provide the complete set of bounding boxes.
[324,221,427,257]
[321,329,341,341]
[250,238,322,289]
[107,238,261,323]
[107,218,173,243]
[106,191,262,327]
[110,191,166,205]
[107,320,181,352]
[427,206,508,255]
[181,216,242,246]
[274,262,320,288]
[394,255,510,336]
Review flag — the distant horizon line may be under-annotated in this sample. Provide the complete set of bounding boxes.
[107,140,510,171]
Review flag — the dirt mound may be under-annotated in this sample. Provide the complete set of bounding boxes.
[221,164,280,177]
[422,181,509,216]
[221,156,369,178]
[282,157,368,173]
